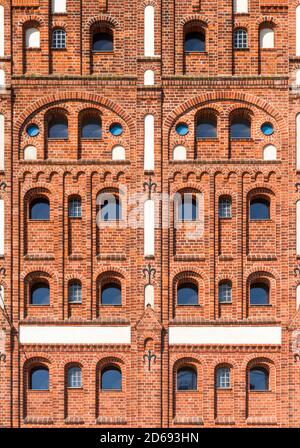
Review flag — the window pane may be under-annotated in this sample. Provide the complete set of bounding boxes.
[178,283,198,305]
[184,31,205,52]
[30,198,50,220]
[93,32,113,52]
[69,198,82,218]
[48,118,68,139]
[219,198,232,218]
[234,29,248,49]
[217,368,230,388]
[177,368,197,391]
[82,118,101,139]
[68,282,82,304]
[101,368,122,390]
[231,119,250,139]
[219,282,232,303]
[31,283,50,305]
[196,120,217,138]
[250,198,270,220]
[250,368,268,391]
[68,367,82,388]
[250,283,269,305]
[101,283,121,305]
[30,368,49,390]
[178,194,197,221]
[52,29,66,49]
[100,197,121,221]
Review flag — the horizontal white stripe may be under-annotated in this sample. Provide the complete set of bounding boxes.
[169,326,281,345]
[19,325,131,345]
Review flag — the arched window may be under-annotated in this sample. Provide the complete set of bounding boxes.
[144,5,155,57]
[48,114,68,139]
[297,6,300,56]
[196,111,217,139]
[184,24,205,52]
[250,197,270,220]
[230,114,251,139]
[234,28,248,49]
[101,367,122,390]
[177,282,198,306]
[0,69,4,87]
[30,282,50,305]
[216,367,231,389]
[30,366,49,390]
[177,367,197,391]
[249,367,269,391]
[219,281,232,303]
[92,26,113,52]
[25,27,40,49]
[81,113,101,139]
[68,281,82,304]
[263,145,277,161]
[52,29,66,49]
[144,69,154,86]
[219,197,232,218]
[173,145,187,161]
[178,193,198,221]
[101,282,121,305]
[0,113,3,171]
[67,367,82,388]
[260,26,274,49]
[24,145,37,161]
[100,194,121,221]
[68,197,82,218]
[112,145,125,161]
[250,282,269,305]
[29,198,50,220]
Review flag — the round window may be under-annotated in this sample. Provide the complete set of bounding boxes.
[26,124,40,137]
[261,122,274,136]
[109,123,123,136]
[175,123,189,136]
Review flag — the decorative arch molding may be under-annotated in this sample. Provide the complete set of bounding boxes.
[164,91,285,136]
[94,266,127,280]
[244,184,277,197]
[179,14,211,26]
[64,273,85,283]
[96,355,126,369]
[216,189,237,200]
[171,181,208,195]
[215,273,235,283]
[213,358,239,370]
[244,266,280,281]
[171,354,208,372]
[255,15,279,27]
[18,15,45,27]
[172,266,208,282]
[23,355,54,368]
[15,92,135,138]
[51,20,68,31]
[21,268,59,282]
[242,354,278,371]
[86,14,120,30]
[140,0,158,9]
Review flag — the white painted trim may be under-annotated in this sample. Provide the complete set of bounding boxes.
[144,199,155,256]
[0,114,4,171]
[144,284,154,308]
[297,114,300,170]
[297,6,300,56]
[260,28,274,49]
[297,201,300,256]
[25,28,40,49]
[0,5,4,57]
[233,0,248,14]
[19,325,131,345]
[169,326,281,345]
[297,285,300,310]
[144,5,155,57]
[144,114,155,171]
[52,0,66,14]
[0,199,4,256]
[144,69,154,86]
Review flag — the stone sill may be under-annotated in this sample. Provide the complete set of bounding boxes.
[215,417,235,425]
[20,159,130,166]
[170,159,281,165]
[246,416,277,426]
[173,416,203,426]
[96,416,127,425]
[24,417,53,425]
[64,417,85,425]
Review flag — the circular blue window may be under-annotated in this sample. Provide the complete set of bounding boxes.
[261,122,274,136]
[26,124,40,137]
[109,123,123,136]
[176,123,189,136]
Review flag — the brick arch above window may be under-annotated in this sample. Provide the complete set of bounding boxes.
[86,14,120,30]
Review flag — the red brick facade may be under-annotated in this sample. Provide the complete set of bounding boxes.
[0,0,300,428]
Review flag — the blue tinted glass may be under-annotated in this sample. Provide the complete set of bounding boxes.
[101,284,121,305]
[48,119,68,139]
[177,368,197,391]
[109,123,123,136]
[31,283,50,305]
[26,124,39,137]
[250,283,269,305]
[30,368,49,390]
[178,283,198,305]
[179,196,197,221]
[184,31,205,52]
[196,121,217,138]
[250,368,268,391]
[93,32,113,52]
[30,199,50,220]
[231,120,250,139]
[261,122,274,136]
[82,119,101,139]
[101,198,121,221]
[176,123,189,136]
[250,198,270,220]
[101,368,122,390]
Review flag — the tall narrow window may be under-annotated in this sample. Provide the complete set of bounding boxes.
[30,367,49,390]
[234,29,248,49]
[0,199,4,256]
[68,367,82,388]
[260,27,274,49]
[0,5,4,57]
[0,113,4,171]
[216,367,231,389]
[144,114,154,171]
[177,367,197,391]
[178,193,198,221]
[68,281,82,304]
[100,194,121,221]
[25,28,40,49]
[297,200,300,256]
[144,199,155,257]
[69,197,82,218]
[144,6,155,56]
[52,29,66,49]
[249,367,269,391]
[219,281,232,304]
[219,197,232,218]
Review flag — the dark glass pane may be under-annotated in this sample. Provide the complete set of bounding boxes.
[26,124,39,137]
[101,283,121,305]
[30,199,50,220]
[179,196,197,221]
[30,368,49,390]
[261,122,274,136]
[250,283,269,305]
[68,199,82,218]
[177,368,197,391]
[250,198,270,220]
[196,120,217,138]
[101,197,121,221]
[93,32,113,52]
[250,368,268,391]
[31,283,50,305]
[82,118,101,139]
[101,368,122,390]
[230,119,250,139]
[109,123,123,136]
[184,31,205,52]
[178,283,198,305]
[176,123,189,136]
[48,118,68,139]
